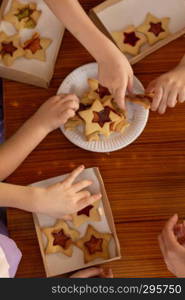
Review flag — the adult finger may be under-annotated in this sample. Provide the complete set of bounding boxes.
[64,165,85,186]
[178,88,185,103]
[72,180,92,193]
[113,84,127,110]
[151,86,163,111]
[158,234,167,258]
[78,193,102,208]
[158,87,169,114]
[70,267,103,278]
[162,214,180,249]
[167,90,178,108]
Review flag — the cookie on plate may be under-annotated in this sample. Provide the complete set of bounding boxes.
[72,201,101,227]
[0,32,24,66]
[88,78,112,102]
[3,0,41,30]
[64,115,83,131]
[78,98,121,137]
[42,220,79,256]
[75,225,112,263]
[125,93,153,109]
[137,13,170,45]
[112,25,146,56]
[23,33,52,61]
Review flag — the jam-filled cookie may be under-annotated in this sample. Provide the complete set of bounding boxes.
[125,93,153,109]
[137,13,170,45]
[3,0,41,30]
[0,32,24,66]
[23,33,52,61]
[112,25,146,56]
[78,98,121,137]
[42,220,79,256]
[75,225,112,263]
[71,201,101,227]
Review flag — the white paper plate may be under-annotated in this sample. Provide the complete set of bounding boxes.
[58,62,149,153]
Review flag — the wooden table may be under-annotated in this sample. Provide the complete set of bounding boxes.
[3,0,185,278]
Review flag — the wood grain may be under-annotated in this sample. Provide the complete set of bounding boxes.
[3,0,185,277]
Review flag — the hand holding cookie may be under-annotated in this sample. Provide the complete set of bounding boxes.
[31,94,80,134]
[33,165,102,218]
[146,64,185,114]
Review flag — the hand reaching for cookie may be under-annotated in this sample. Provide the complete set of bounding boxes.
[33,165,102,218]
[31,94,80,134]
[146,62,185,114]
[70,267,113,278]
[158,214,185,278]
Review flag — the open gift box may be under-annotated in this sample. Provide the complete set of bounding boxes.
[90,0,185,65]
[32,167,121,277]
[0,0,65,87]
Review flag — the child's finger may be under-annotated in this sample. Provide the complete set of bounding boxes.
[60,99,79,111]
[72,180,92,193]
[59,93,79,104]
[178,89,185,103]
[162,214,180,249]
[76,190,91,201]
[158,234,167,258]
[60,109,75,123]
[113,84,127,110]
[127,75,134,94]
[167,90,178,108]
[78,193,102,208]
[151,86,163,111]
[100,268,114,278]
[64,165,85,186]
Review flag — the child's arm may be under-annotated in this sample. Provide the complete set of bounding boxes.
[158,214,185,278]
[0,166,101,218]
[147,54,185,114]
[45,0,133,109]
[0,94,79,180]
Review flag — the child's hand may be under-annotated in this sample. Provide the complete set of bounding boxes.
[158,214,185,278]
[70,267,113,278]
[147,65,185,114]
[98,48,133,110]
[33,165,102,218]
[32,94,79,134]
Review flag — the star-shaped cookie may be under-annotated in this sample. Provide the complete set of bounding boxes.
[0,32,24,66]
[42,220,79,256]
[78,99,121,137]
[137,13,170,45]
[23,33,52,61]
[71,201,101,227]
[3,0,41,30]
[75,225,112,263]
[125,93,153,109]
[112,25,146,56]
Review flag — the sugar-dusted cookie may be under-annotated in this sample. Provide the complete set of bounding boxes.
[126,93,153,109]
[3,0,41,30]
[75,225,112,263]
[112,26,146,56]
[78,99,121,137]
[23,33,51,61]
[42,220,79,256]
[137,13,170,45]
[0,32,24,66]
[72,201,101,227]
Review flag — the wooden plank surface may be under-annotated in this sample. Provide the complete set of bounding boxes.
[2,0,185,277]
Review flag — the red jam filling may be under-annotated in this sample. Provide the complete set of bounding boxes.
[84,235,103,255]
[52,229,72,249]
[77,205,93,217]
[96,84,111,98]
[24,36,42,54]
[148,22,165,37]
[0,42,17,57]
[124,32,140,47]
[92,106,111,127]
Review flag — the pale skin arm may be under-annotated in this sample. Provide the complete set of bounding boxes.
[45,0,133,109]
[0,95,101,216]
